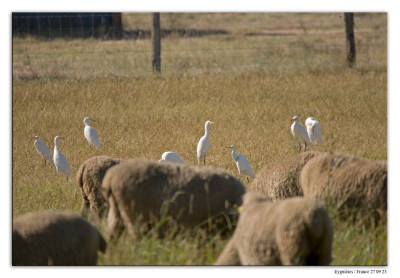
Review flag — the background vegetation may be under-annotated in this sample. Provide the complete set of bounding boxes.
[12,12,387,266]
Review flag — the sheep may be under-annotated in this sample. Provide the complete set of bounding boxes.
[249,151,322,200]
[76,155,124,217]
[299,152,387,222]
[12,210,107,266]
[101,158,245,238]
[215,191,333,266]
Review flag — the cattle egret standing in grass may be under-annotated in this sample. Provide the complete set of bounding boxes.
[53,136,71,180]
[291,116,310,153]
[197,120,213,165]
[83,117,100,149]
[229,145,255,182]
[34,136,53,165]
[158,151,186,164]
[305,117,323,145]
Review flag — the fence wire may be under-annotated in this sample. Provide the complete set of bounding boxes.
[12,14,387,80]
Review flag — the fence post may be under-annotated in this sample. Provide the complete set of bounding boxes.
[344,12,356,68]
[152,12,161,73]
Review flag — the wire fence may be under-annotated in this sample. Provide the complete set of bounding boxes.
[12,13,387,80]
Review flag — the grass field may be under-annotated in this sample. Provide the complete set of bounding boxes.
[12,13,387,266]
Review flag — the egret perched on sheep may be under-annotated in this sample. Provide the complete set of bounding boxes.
[229,145,255,182]
[305,117,323,145]
[83,117,100,149]
[197,120,213,165]
[34,136,53,165]
[53,136,71,180]
[158,151,186,164]
[291,116,310,153]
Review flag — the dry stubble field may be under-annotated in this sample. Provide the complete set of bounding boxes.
[12,13,387,266]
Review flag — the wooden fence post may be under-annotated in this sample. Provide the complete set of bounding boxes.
[152,13,161,73]
[344,13,356,68]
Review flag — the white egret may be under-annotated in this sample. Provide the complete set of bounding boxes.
[305,117,323,145]
[34,136,53,165]
[53,136,71,180]
[158,151,186,164]
[229,145,255,182]
[196,120,213,165]
[83,117,100,149]
[291,116,310,153]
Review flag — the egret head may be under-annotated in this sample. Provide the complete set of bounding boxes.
[229,145,237,152]
[34,135,39,140]
[292,116,299,122]
[205,120,214,127]
[54,136,63,144]
[83,117,95,125]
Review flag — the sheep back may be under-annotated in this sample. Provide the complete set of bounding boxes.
[299,153,387,220]
[13,210,107,266]
[76,155,124,217]
[101,158,245,237]
[216,191,333,266]
[249,151,322,200]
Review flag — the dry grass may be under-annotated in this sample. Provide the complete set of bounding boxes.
[12,12,387,266]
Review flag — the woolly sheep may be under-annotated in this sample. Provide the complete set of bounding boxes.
[249,152,322,200]
[299,152,387,221]
[101,158,245,237]
[13,210,107,266]
[76,155,124,217]
[215,191,333,266]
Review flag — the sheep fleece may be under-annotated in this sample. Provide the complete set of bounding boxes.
[215,192,333,265]
[101,159,246,235]
[249,151,322,200]
[76,155,124,216]
[299,153,387,211]
[13,210,107,266]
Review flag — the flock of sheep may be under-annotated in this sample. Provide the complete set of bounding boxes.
[13,116,387,266]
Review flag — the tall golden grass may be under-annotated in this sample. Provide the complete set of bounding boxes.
[12,13,387,265]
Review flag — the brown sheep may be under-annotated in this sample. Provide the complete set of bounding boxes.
[76,155,124,217]
[12,210,107,266]
[101,158,245,237]
[249,151,322,200]
[215,191,333,266]
[299,152,387,221]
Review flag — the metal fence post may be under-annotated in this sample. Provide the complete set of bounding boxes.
[152,13,161,73]
[344,13,356,68]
